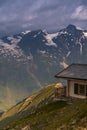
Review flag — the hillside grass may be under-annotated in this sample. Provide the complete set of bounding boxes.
[4,101,67,130]
[4,99,87,130]
[0,83,58,120]
[0,83,62,129]
[1,83,87,130]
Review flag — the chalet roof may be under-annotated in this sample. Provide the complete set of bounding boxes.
[55,64,87,81]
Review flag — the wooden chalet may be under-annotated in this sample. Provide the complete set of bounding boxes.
[55,64,87,99]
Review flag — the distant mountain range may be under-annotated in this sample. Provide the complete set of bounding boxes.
[0,24,87,111]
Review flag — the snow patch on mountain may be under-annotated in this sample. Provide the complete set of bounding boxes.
[37,31,41,35]
[76,36,83,55]
[60,61,68,68]
[7,36,22,45]
[27,54,33,60]
[66,51,71,57]
[0,39,23,57]
[33,34,37,38]
[58,31,68,35]
[78,42,82,55]
[42,29,47,33]
[83,32,87,37]
[44,33,58,47]
[0,39,16,50]
[22,30,31,35]
[33,31,42,38]
[39,50,46,54]
[42,39,45,42]
[76,26,83,30]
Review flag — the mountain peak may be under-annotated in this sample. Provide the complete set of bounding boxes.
[65,24,82,35]
[67,24,76,29]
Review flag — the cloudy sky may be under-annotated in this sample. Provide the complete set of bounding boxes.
[0,0,87,36]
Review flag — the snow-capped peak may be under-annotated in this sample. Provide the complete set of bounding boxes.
[42,29,47,34]
[76,26,83,30]
[22,30,31,35]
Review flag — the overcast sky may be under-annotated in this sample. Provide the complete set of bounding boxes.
[0,0,87,36]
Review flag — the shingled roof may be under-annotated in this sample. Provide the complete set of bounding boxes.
[55,64,87,81]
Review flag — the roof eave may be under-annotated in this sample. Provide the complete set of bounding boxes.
[55,75,87,81]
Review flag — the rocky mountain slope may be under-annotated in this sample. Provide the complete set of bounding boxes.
[0,24,87,111]
[0,83,87,130]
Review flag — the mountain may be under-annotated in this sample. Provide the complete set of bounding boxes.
[0,83,87,130]
[0,24,87,111]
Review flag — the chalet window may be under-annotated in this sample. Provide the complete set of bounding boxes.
[79,85,85,95]
[86,85,87,96]
[74,83,78,94]
[74,83,87,95]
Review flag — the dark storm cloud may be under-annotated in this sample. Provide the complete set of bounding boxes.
[0,0,87,36]
[33,0,83,30]
[0,0,8,6]
[80,0,87,5]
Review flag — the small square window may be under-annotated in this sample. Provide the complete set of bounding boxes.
[74,83,86,96]
[79,85,85,95]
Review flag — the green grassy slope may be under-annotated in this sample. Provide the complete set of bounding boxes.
[1,83,87,130]
[5,99,87,130]
[0,83,61,129]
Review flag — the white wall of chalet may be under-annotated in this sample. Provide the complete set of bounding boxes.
[66,80,87,99]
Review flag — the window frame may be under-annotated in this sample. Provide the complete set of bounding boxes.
[74,83,86,96]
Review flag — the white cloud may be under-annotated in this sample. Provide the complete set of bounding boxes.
[0,0,87,35]
[24,15,37,22]
[22,23,32,28]
[71,5,87,20]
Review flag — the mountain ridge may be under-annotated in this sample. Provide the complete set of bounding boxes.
[0,24,87,111]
